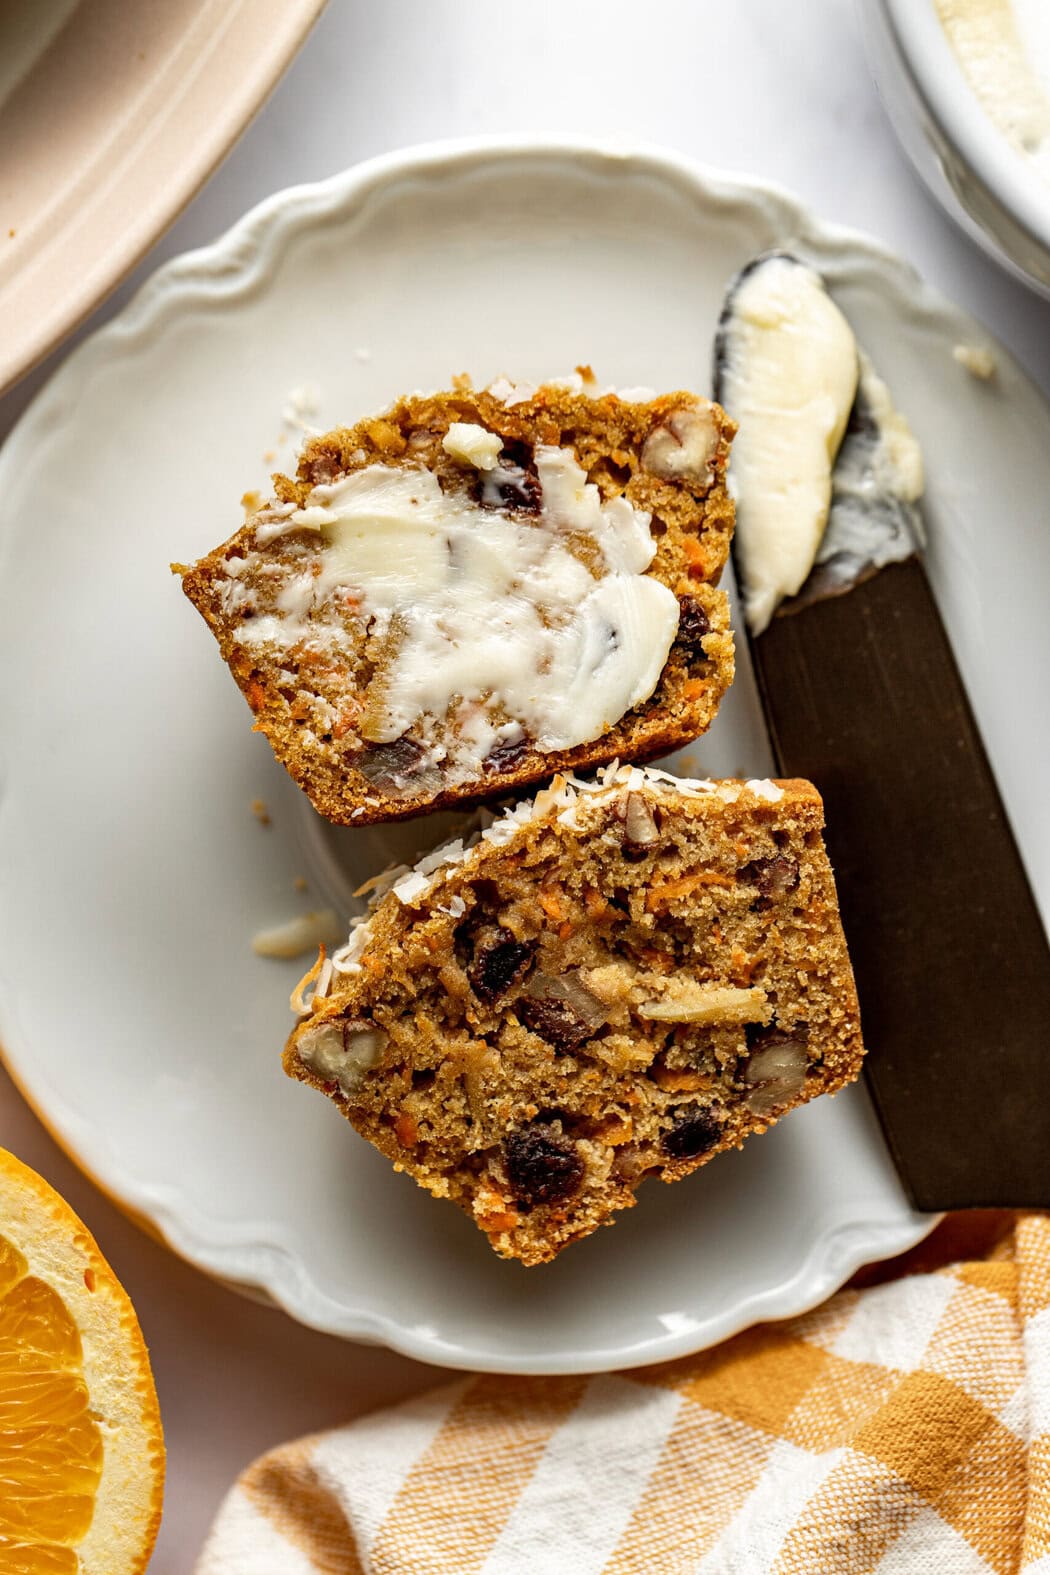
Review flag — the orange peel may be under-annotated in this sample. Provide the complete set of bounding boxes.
[0,1148,164,1572]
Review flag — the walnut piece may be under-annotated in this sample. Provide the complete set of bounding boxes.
[641,405,718,486]
[621,791,659,852]
[743,1037,809,1116]
[741,855,799,898]
[296,1019,388,1096]
[518,971,608,1051]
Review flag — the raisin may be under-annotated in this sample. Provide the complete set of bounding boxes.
[674,596,711,660]
[503,1124,584,1206]
[663,1105,722,1159]
[482,736,529,776]
[740,855,799,898]
[476,440,541,512]
[517,995,595,1053]
[469,929,536,1004]
[356,736,426,790]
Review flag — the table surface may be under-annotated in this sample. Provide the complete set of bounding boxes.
[3,1,1049,1566]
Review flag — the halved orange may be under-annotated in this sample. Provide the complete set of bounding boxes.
[0,1148,164,1573]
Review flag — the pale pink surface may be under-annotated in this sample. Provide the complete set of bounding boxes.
[0,0,323,395]
[3,1,1050,1566]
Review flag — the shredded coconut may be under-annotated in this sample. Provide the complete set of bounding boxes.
[487,374,659,407]
[609,384,658,402]
[331,921,370,976]
[487,376,536,406]
[391,870,433,906]
[746,778,785,803]
[354,865,411,899]
[313,954,334,1001]
[310,764,786,994]
[416,839,467,876]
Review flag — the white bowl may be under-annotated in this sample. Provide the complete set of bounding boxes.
[861,0,1050,296]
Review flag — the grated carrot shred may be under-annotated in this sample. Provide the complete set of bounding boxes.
[683,538,712,578]
[592,1114,634,1145]
[289,946,325,1015]
[646,869,734,909]
[394,1113,419,1148]
[478,1209,519,1234]
[730,947,758,985]
[650,1064,715,1094]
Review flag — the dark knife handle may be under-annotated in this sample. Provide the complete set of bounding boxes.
[750,557,1050,1210]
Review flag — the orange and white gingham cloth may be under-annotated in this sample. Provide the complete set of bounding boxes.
[197,1213,1050,1574]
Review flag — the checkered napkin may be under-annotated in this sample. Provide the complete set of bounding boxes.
[196,1213,1050,1574]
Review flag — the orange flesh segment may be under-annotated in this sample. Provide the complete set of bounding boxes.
[0,1232,103,1571]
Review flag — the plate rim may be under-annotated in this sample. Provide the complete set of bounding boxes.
[0,135,962,1373]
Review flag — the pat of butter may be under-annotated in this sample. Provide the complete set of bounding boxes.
[937,0,1050,182]
[718,256,859,634]
[318,471,453,601]
[239,440,680,780]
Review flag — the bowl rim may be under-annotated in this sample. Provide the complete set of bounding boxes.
[880,0,1050,268]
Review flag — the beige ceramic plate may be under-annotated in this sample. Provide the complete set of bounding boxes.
[0,0,324,396]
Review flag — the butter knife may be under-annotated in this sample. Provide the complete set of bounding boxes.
[714,257,1050,1210]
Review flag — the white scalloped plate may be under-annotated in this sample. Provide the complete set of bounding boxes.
[3,139,1046,1374]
